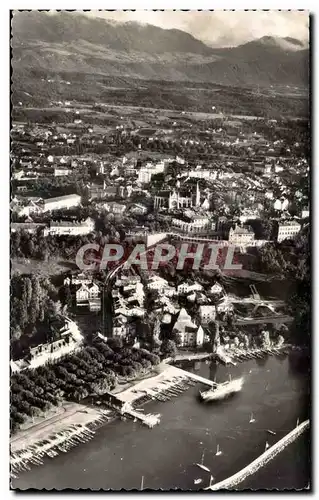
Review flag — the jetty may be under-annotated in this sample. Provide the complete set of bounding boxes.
[205,419,310,490]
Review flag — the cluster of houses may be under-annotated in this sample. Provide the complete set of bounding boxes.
[109,271,229,348]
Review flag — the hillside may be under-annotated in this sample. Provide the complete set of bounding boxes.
[11,11,309,105]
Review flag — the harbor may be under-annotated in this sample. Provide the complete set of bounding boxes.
[12,354,310,490]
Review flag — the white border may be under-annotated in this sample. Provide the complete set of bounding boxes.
[2,2,315,498]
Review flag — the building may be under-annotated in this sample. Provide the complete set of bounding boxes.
[177,282,203,295]
[277,221,301,243]
[199,305,216,324]
[104,202,126,215]
[54,167,71,177]
[11,317,83,371]
[154,184,201,210]
[137,161,166,184]
[44,217,95,236]
[130,203,148,215]
[209,283,224,296]
[11,222,46,234]
[43,194,81,212]
[188,169,217,180]
[172,308,198,347]
[228,224,255,245]
[76,282,100,307]
[171,213,212,234]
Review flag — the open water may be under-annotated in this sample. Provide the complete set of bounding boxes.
[12,354,310,491]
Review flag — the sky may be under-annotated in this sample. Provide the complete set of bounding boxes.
[85,10,309,47]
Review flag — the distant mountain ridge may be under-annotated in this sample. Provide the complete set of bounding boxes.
[12,11,309,88]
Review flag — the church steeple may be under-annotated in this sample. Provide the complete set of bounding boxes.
[195,181,200,207]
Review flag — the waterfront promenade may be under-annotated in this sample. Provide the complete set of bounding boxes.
[205,419,310,490]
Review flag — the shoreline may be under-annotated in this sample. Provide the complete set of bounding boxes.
[10,362,189,462]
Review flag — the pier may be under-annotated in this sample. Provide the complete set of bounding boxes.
[205,419,310,490]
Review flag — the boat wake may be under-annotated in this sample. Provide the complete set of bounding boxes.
[200,377,244,402]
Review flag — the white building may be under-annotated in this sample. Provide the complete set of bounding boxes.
[199,305,216,324]
[43,194,81,212]
[188,169,217,180]
[209,283,224,296]
[76,282,100,306]
[11,317,83,371]
[277,221,301,243]
[54,167,71,177]
[44,217,95,236]
[177,282,203,295]
[172,308,199,347]
[228,224,255,245]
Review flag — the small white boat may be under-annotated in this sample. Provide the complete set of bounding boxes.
[194,478,202,485]
[265,441,270,451]
[249,413,256,423]
[215,444,222,456]
[267,429,276,436]
[196,450,210,473]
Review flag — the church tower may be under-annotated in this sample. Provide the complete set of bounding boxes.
[195,182,201,207]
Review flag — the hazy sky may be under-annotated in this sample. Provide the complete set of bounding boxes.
[85,10,309,47]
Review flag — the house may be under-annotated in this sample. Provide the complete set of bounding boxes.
[199,305,216,324]
[172,308,198,347]
[11,317,83,371]
[301,208,309,219]
[44,217,95,236]
[43,194,81,212]
[104,202,126,215]
[54,167,71,177]
[276,221,301,243]
[130,203,148,215]
[209,283,224,296]
[228,224,255,245]
[177,282,203,295]
[75,282,100,307]
[147,276,169,292]
[17,200,44,217]
[216,296,234,314]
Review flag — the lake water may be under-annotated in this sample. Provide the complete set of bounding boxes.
[12,355,310,491]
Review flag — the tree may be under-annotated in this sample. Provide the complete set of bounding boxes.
[161,339,177,359]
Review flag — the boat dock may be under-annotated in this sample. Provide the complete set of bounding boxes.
[10,410,111,477]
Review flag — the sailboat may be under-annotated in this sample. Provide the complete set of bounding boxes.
[265,441,270,451]
[249,413,256,423]
[267,429,276,436]
[140,476,144,491]
[196,450,210,472]
[215,444,222,456]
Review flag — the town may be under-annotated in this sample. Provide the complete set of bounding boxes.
[10,10,310,492]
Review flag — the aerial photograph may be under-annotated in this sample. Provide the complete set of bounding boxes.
[10,10,310,491]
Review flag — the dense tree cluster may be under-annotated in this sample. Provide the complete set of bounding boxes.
[10,338,160,434]
[11,275,62,356]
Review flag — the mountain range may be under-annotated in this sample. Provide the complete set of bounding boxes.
[12,11,309,88]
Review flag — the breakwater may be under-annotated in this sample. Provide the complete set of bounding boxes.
[206,419,310,490]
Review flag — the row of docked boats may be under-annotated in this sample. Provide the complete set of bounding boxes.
[11,410,111,478]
